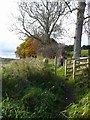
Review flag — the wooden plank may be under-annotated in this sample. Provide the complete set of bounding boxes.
[76,68,86,72]
[65,60,67,76]
[87,58,89,67]
[73,60,76,80]
[67,67,73,69]
[75,72,83,75]
[80,57,89,59]
[76,63,89,67]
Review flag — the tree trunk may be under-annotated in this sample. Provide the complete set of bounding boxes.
[88,1,90,56]
[74,1,86,58]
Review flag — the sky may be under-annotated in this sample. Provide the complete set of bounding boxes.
[0,0,22,58]
[0,0,89,58]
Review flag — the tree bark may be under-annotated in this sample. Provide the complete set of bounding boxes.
[74,1,86,58]
[88,1,90,56]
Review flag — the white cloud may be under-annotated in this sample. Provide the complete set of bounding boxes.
[0,0,22,58]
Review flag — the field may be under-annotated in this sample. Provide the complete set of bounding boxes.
[70,50,88,57]
[0,57,90,119]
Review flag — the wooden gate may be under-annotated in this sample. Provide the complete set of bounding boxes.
[65,57,90,79]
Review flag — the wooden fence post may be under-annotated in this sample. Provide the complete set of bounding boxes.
[73,60,76,80]
[54,56,57,76]
[88,57,90,68]
[87,58,89,67]
[65,60,67,77]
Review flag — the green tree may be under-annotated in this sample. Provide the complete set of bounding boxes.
[15,37,41,58]
[15,42,26,58]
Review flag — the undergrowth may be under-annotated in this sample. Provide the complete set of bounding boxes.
[1,58,90,119]
[60,67,90,119]
[1,58,65,119]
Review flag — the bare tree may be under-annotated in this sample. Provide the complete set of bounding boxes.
[74,1,86,58]
[12,0,70,44]
[84,1,90,56]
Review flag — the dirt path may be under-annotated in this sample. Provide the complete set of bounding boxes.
[63,82,75,107]
[58,77,75,108]
[56,77,75,119]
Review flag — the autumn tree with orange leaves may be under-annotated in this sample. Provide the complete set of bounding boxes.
[15,37,41,58]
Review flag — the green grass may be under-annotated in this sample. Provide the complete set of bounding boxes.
[57,66,65,79]
[61,67,90,119]
[57,59,90,119]
[70,50,88,57]
[81,50,88,57]
[1,57,90,119]
[65,92,90,119]
[1,58,66,119]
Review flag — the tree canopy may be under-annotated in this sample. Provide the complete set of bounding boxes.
[15,37,41,58]
[15,37,61,58]
[12,0,70,44]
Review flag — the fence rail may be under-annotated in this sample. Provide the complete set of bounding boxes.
[65,57,90,79]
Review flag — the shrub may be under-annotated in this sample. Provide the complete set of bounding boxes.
[22,87,64,118]
[2,59,65,100]
[2,65,30,99]
[1,97,30,119]
[2,59,43,99]
[2,58,65,119]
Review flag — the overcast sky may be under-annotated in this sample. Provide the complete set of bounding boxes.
[0,0,88,58]
[0,0,22,58]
